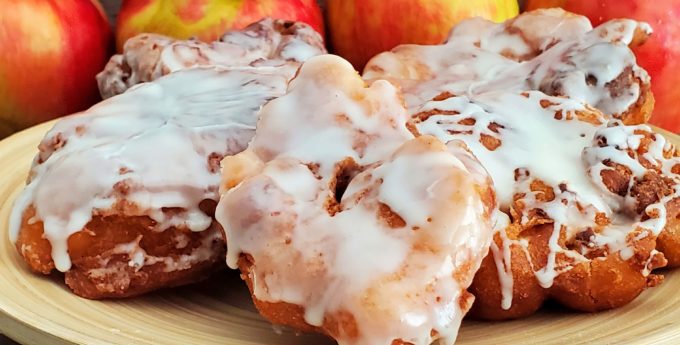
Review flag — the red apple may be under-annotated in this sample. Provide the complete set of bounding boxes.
[0,0,113,137]
[116,0,325,52]
[526,0,680,133]
[327,0,520,70]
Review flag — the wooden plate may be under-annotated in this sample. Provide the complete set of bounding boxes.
[1,122,679,345]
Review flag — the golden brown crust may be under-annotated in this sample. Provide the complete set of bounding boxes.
[468,118,680,320]
[15,207,55,274]
[617,76,655,125]
[237,255,327,336]
[540,69,653,126]
[232,166,498,341]
[469,236,546,320]
[238,255,425,345]
[16,206,226,299]
[470,223,667,320]
[657,197,680,267]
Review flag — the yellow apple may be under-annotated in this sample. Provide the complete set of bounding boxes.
[328,0,519,70]
[116,0,325,52]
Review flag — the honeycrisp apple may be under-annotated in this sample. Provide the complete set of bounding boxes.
[328,0,520,70]
[526,0,680,133]
[0,0,113,137]
[116,0,325,52]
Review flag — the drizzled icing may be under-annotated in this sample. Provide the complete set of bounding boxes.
[415,92,605,209]
[364,9,678,311]
[9,66,295,272]
[216,55,495,345]
[97,18,326,98]
[412,93,678,309]
[364,8,652,123]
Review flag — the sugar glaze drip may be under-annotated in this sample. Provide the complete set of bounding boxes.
[10,67,293,272]
[216,55,496,345]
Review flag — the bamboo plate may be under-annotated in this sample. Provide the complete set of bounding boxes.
[0,122,679,345]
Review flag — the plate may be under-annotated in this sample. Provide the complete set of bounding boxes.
[0,121,679,345]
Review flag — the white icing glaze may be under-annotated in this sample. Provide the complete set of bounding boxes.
[97,18,326,98]
[417,92,605,209]
[10,66,296,272]
[413,92,596,289]
[489,212,514,309]
[364,8,650,121]
[411,91,677,304]
[364,9,676,310]
[216,55,494,345]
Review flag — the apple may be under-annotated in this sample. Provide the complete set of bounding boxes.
[327,0,520,70]
[525,0,680,133]
[116,0,325,52]
[0,0,113,138]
